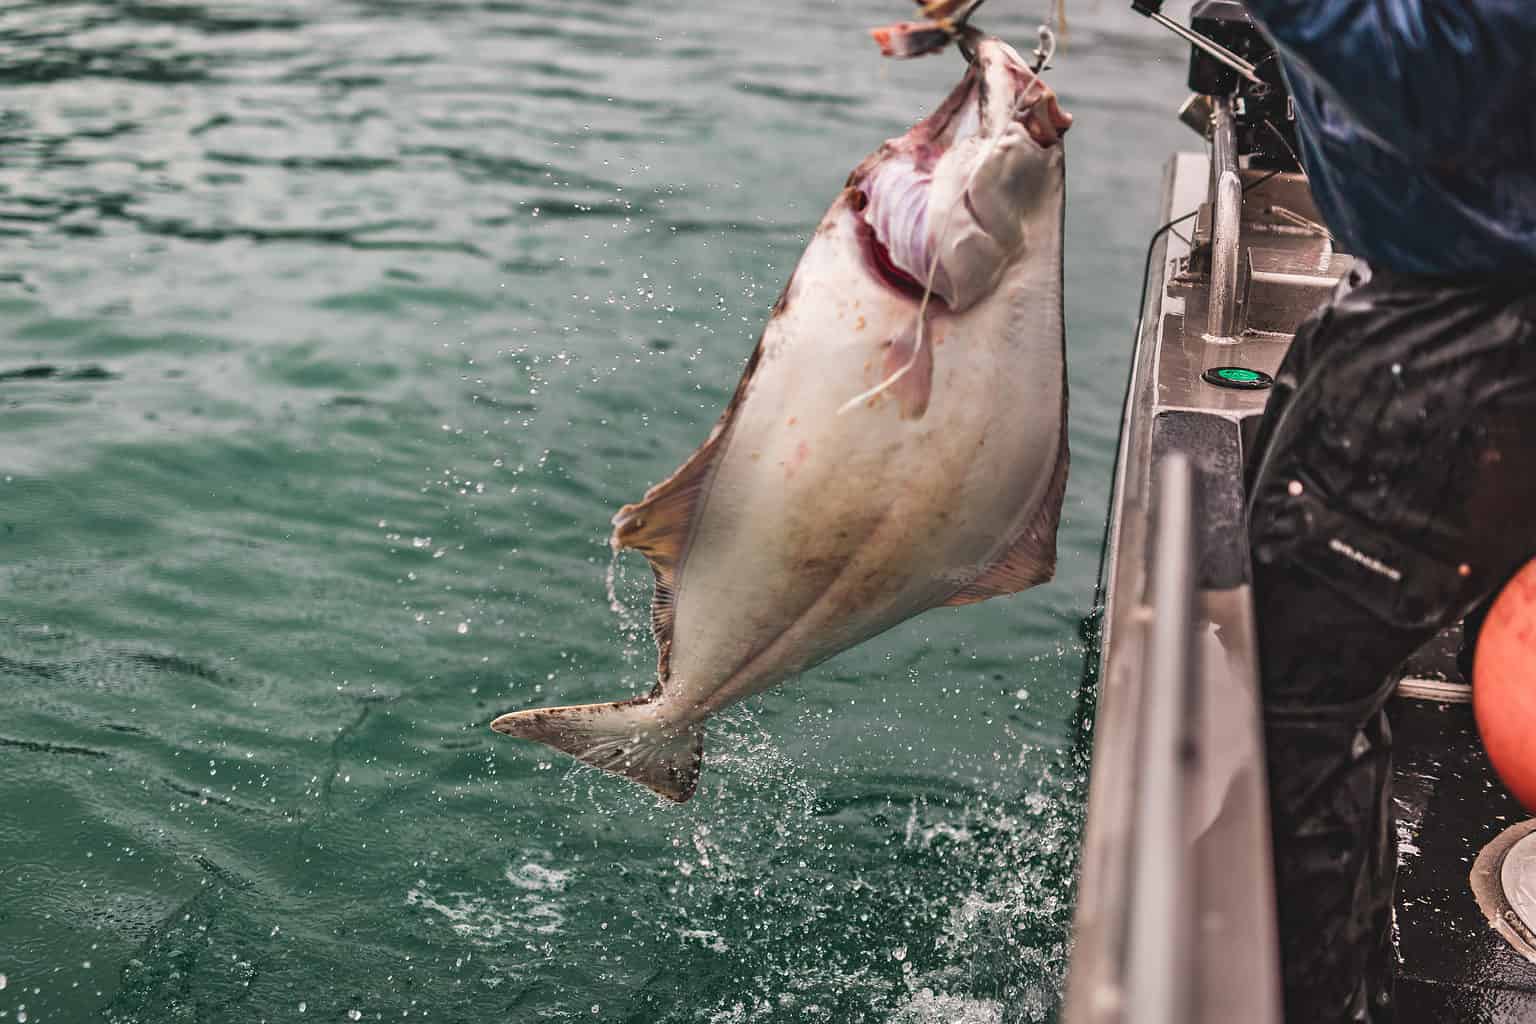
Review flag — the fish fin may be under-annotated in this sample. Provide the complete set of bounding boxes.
[491,697,704,803]
[843,315,937,417]
[610,449,712,677]
[611,343,765,677]
[944,428,1069,606]
[882,318,935,420]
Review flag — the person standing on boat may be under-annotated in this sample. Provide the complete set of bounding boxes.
[1228,1,1536,1021]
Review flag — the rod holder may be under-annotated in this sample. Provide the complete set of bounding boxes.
[1205,96,1241,342]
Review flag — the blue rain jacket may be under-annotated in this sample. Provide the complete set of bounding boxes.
[1242,0,1536,275]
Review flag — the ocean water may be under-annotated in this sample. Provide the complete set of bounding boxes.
[0,2,1191,1021]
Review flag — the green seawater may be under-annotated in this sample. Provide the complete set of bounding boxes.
[0,2,1190,1020]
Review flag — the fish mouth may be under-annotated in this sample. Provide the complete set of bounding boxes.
[848,35,1071,308]
[909,36,1072,160]
[977,36,1072,145]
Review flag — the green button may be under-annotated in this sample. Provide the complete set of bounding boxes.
[1201,366,1274,390]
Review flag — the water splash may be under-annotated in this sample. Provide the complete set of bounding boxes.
[606,545,654,666]
[406,868,569,943]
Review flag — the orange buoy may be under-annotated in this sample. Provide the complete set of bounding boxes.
[1474,559,1536,812]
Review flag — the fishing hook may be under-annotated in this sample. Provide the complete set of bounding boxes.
[1031,24,1056,73]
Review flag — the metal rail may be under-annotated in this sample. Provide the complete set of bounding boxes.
[1206,96,1241,342]
[1134,5,1263,85]
[1124,453,1199,1024]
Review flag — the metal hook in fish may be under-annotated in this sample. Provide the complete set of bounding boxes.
[1031,24,1056,73]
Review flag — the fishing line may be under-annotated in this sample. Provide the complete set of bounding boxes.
[838,31,1057,416]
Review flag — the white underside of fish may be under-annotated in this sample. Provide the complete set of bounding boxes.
[667,184,1066,718]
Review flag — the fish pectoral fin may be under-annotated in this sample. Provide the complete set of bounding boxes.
[881,317,936,420]
[847,315,937,418]
[492,698,704,803]
[611,450,711,683]
[944,429,1069,606]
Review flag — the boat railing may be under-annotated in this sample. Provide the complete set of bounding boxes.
[1205,96,1241,342]
[1124,452,1198,1024]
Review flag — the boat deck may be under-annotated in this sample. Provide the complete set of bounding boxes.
[1393,669,1536,1020]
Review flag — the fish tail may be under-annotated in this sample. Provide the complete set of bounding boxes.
[491,696,703,803]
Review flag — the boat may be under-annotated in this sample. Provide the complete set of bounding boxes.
[1061,4,1536,1021]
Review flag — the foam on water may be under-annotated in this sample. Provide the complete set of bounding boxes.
[405,883,567,941]
[888,991,1005,1024]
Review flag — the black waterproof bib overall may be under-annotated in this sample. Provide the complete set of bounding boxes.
[1246,263,1536,1023]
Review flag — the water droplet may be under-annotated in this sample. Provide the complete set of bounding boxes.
[457,622,469,635]
[298,1001,306,1013]
[1014,688,1029,701]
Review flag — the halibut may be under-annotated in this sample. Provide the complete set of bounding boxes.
[493,35,1073,802]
